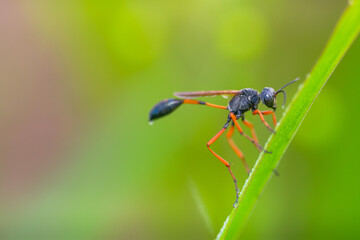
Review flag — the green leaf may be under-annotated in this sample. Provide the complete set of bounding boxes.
[216,2,360,239]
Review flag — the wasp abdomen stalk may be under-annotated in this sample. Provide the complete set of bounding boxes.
[149,98,184,121]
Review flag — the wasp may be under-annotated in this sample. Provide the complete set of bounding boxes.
[149,78,299,206]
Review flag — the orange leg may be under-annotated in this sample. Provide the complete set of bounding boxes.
[229,113,269,153]
[242,119,259,144]
[183,99,227,110]
[207,125,240,207]
[226,124,251,174]
[259,110,277,126]
[252,110,275,133]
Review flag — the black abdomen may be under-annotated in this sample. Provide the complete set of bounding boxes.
[149,99,184,121]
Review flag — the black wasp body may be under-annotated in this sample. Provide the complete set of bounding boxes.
[228,88,260,119]
[149,78,299,207]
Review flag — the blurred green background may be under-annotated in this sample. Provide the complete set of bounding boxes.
[1,0,360,239]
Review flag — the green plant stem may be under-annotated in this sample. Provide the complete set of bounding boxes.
[216,2,360,239]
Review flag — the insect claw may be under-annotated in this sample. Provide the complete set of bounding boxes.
[267,126,275,134]
[233,189,240,207]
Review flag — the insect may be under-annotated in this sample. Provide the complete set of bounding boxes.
[149,78,299,207]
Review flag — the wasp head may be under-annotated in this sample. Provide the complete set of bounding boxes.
[260,78,300,111]
[260,87,277,110]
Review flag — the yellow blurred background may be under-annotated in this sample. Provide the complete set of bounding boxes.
[1,0,360,239]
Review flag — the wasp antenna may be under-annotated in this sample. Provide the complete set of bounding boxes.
[276,90,286,108]
[276,77,300,93]
[275,77,300,108]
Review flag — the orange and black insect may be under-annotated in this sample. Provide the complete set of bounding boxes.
[149,78,299,207]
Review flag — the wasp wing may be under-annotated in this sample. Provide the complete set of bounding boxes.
[174,90,242,99]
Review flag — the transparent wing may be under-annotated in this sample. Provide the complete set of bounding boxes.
[174,90,242,98]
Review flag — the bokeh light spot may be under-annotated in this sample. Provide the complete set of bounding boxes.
[217,7,268,60]
[107,5,165,69]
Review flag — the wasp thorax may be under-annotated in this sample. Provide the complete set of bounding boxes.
[260,87,276,109]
